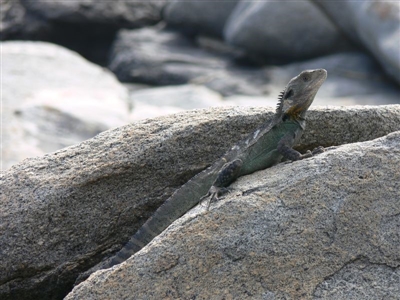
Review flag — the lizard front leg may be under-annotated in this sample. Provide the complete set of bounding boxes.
[277,133,324,161]
[201,158,243,210]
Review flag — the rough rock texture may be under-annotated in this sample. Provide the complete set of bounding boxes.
[1,105,400,300]
[313,259,400,299]
[224,0,351,60]
[163,0,239,37]
[66,131,400,299]
[2,41,129,170]
[108,27,267,96]
[20,0,165,28]
[312,0,400,85]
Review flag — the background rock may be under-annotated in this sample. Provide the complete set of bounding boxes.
[2,0,168,64]
[108,26,399,103]
[129,84,225,120]
[66,131,400,299]
[1,105,400,299]
[1,41,129,170]
[0,0,52,40]
[109,27,230,84]
[163,0,239,37]
[108,27,267,96]
[263,52,400,104]
[224,0,351,60]
[20,0,165,27]
[312,0,400,85]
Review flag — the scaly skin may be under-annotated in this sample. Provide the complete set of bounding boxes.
[76,69,327,284]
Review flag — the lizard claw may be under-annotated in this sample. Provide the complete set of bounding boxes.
[200,186,230,210]
[300,150,313,159]
[312,146,325,155]
[299,146,324,160]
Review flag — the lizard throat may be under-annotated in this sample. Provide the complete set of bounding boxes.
[285,105,307,120]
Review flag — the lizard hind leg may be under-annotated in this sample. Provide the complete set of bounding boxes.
[200,186,230,210]
[201,158,243,210]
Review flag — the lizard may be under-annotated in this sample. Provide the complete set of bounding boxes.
[76,68,327,284]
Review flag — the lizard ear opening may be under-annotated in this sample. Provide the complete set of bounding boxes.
[284,89,294,99]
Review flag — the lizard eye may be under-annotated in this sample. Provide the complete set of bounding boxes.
[302,74,310,82]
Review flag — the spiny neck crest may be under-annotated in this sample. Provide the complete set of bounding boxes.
[276,87,304,121]
[276,88,286,114]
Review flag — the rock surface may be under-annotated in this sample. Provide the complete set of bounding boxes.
[20,0,165,28]
[313,259,400,299]
[0,0,51,40]
[108,27,267,96]
[109,26,400,102]
[224,0,351,60]
[312,0,400,85]
[66,130,400,299]
[1,105,400,299]
[2,0,168,64]
[163,0,239,37]
[129,84,225,120]
[2,41,129,170]
[263,52,400,105]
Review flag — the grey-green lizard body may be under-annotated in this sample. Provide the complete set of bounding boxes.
[76,68,327,284]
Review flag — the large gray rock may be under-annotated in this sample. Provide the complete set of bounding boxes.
[66,130,400,299]
[224,0,351,60]
[108,27,267,96]
[2,41,129,170]
[163,0,239,37]
[20,0,166,28]
[5,1,167,64]
[0,0,51,40]
[312,0,400,85]
[314,259,400,298]
[1,105,400,299]
[111,30,400,105]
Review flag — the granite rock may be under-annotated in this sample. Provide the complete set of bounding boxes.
[66,130,400,299]
[1,105,400,299]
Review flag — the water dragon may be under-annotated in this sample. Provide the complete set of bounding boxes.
[76,68,327,283]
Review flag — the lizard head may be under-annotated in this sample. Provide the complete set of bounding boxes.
[277,69,327,119]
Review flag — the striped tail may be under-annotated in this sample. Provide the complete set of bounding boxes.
[105,161,223,267]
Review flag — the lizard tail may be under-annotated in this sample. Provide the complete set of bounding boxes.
[106,198,179,267]
[104,163,223,268]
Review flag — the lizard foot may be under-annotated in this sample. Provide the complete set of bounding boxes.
[200,186,231,211]
[312,146,325,155]
[299,146,325,160]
